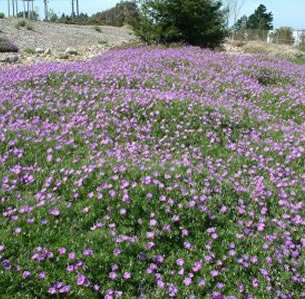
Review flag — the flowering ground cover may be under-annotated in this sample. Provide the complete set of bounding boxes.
[0,47,305,298]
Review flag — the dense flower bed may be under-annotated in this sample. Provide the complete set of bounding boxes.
[0,47,305,298]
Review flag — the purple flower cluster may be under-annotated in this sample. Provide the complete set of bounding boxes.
[0,46,305,298]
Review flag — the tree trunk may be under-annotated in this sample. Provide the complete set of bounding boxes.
[76,0,79,17]
[8,0,10,17]
[44,0,48,21]
[23,0,25,18]
[72,0,75,18]
[12,0,15,17]
[16,0,18,16]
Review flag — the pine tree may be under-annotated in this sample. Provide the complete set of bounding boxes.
[132,0,227,48]
[246,4,273,30]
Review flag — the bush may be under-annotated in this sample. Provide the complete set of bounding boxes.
[0,38,19,52]
[26,23,34,31]
[17,11,39,20]
[94,25,102,33]
[91,1,139,26]
[24,48,35,54]
[0,12,5,19]
[15,20,27,30]
[132,0,227,48]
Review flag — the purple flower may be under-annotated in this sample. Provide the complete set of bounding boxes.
[183,277,192,286]
[123,272,131,280]
[23,271,31,279]
[77,273,90,286]
[38,272,47,280]
[176,258,184,266]
[58,248,66,255]
[83,249,94,256]
[109,272,117,280]
[48,208,60,216]
[2,260,11,270]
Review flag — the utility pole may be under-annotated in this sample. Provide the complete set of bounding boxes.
[8,0,10,17]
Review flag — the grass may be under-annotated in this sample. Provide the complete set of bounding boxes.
[291,57,305,65]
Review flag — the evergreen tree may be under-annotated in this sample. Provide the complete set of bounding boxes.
[233,15,248,31]
[132,0,227,48]
[246,4,273,30]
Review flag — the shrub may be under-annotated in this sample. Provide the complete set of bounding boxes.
[98,40,107,45]
[24,48,35,54]
[131,0,227,48]
[0,12,5,19]
[91,1,139,26]
[15,20,27,30]
[17,11,39,20]
[26,23,34,31]
[0,38,19,52]
[94,25,102,33]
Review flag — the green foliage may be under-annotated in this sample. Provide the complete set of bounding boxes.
[17,11,39,21]
[233,15,248,31]
[270,27,294,45]
[24,48,35,54]
[0,38,19,52]
[56,12,90,25]
[246,4,273,30]
[0,12,5,19]
[132,0,227,48]
[48,8,58,22]
[94,25,102,33]
[91,1,139,26]
[14,20,27,30]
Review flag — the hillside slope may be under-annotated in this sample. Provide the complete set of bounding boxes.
[0,18,135,51]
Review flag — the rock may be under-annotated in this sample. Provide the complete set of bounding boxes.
[65,47,78,55]
[7,55,19,63]
[57,53,69,59]
[35,48,44,54]
[44,48,51,55]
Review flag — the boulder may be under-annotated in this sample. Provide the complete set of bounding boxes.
[35,48,44,54]
[65,47,78,55]
[7,55,19,63]
[44,48,51,55]
[57,53,69,59]
[0,38,19,53]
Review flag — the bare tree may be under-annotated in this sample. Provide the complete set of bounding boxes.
[16,0,18,16]
[44,0,48,20]
[12,0,15,16]
[71,0,75,18]
[223,0,246,26]
[8,0,10,17]
[23,0,26,17]
[76,0,79,17]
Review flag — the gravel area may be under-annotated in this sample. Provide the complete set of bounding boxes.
[0,18,135,51]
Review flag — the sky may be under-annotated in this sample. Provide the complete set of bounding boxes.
[0,0,304,29]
